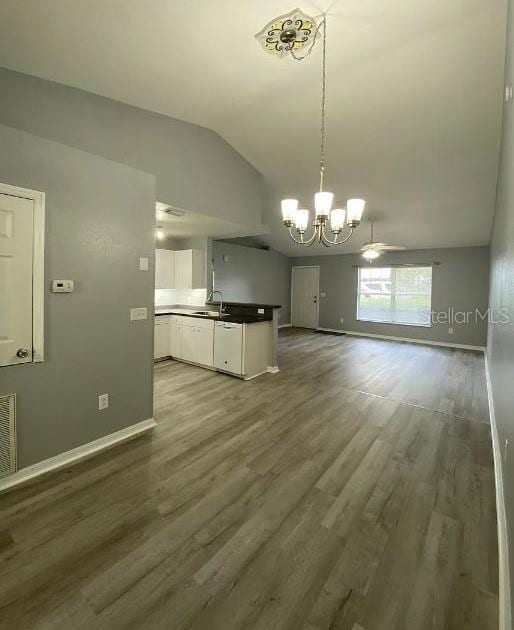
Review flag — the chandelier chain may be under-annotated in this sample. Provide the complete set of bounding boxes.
[320,16,327,192]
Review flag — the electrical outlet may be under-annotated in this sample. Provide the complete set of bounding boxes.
[98,393,109,411]
[448,327,454,335]
[320,292,327,298]
[139,257,149,271]
[340,317,344,324]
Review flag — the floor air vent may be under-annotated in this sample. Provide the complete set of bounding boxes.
[0,394,16,479]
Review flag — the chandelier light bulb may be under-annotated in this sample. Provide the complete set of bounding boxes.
[281,198,299,226]
[362,249,380,260]
[347,199,366,227]
[295,209,310,232]
[315,192,334,219]
[330,208,346,233]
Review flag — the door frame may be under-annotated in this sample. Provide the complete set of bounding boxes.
[291,265,320,329]
[0,182,45,363]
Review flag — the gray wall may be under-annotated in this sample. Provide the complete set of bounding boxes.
[488,0,514,621]
[293,247,490,347]
[0,123,156,468]
[0,67,263,228]
[212,241,292,324]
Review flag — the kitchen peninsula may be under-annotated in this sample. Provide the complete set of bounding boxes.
[154,302,281,379]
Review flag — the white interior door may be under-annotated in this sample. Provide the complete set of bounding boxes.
[0,193,34,367]
[291,266,319,329]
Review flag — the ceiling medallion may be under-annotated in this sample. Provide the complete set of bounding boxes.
[256,9,366,247]
[255,8,317,58]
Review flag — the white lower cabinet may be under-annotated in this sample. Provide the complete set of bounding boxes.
[170,317,182,358]
[154,316,171,359]
[158,315,271,378]
[180,322,197,363]
[196,326,214,367]
[170,315,214,367]
[214,322,243,375]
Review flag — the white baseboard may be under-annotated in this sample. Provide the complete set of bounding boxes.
[315,327,485,352]
[485,355,511,630]
[244,366,280,380]
[278,323,291,329]
[0,418,156,494]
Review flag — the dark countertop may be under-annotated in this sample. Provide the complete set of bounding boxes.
[206,301,282,309]
[154,308,271,325]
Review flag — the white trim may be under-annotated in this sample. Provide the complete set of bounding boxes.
[243,366,280,381]
[0,183,45,363]
[0,418,156,494]
[291,265,320,329]
[244,369,267,381]
[278,323,291,329]
[315,327,485,351]
[485,354,512,630]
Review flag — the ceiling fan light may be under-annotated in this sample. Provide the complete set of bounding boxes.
[282,199,299,226]
[295,209,310,232]
[362,248,380,260]
[315,192,334,219]
[330,208,346,233]
[347,198,366,227]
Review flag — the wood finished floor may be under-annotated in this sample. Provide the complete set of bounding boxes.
[0,329,498,630]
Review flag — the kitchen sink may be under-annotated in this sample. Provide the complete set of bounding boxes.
[192,310,225,317]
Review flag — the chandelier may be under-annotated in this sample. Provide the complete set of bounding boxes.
[256,10,366,247]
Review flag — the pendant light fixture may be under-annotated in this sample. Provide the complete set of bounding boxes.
[257,10,366,247]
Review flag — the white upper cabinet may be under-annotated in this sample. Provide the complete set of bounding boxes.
[155,249,175,289]
[155,248,205,290]
[174,249,205,289]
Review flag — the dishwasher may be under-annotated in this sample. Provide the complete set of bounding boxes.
[213,321,243,375]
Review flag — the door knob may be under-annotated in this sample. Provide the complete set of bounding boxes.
[16,348,30,358]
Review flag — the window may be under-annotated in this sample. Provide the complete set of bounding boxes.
[357,266,432,327]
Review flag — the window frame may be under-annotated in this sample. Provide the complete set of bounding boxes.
[356,265,432,328]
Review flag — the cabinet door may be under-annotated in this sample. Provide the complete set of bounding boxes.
[196,326,214,367]
[170,319,182,358]
[181,324,197,363]
[174,250,193,289]
[154,319,171,359]
[155,249,175,289]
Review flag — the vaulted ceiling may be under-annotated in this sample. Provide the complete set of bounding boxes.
[0,0,507,255]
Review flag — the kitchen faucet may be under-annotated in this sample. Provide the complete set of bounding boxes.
[208,289,224,316]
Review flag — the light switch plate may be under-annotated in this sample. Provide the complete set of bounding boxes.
[130,307,148,321]
[139,257,149,271]
[98,393,109,411]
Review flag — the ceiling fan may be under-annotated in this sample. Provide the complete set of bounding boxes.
[361,220,406,260]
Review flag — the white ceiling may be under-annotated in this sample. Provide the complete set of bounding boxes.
[155,204,270,240]
[0,0,507,256]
